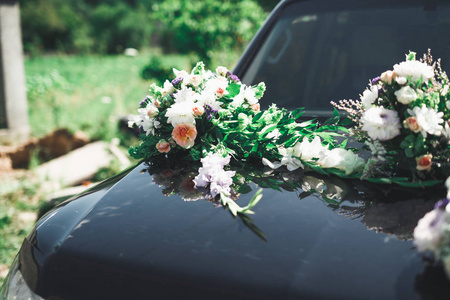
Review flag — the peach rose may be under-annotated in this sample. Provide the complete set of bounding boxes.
[250,103,260,112]
[172,123,197,149]
[404,117,421,133]
[147,106,159,118]
[416,154,433,171]
[380,70,398,85]
[192,105,204,117]
[156,139,171,153]
[215,87,228,98]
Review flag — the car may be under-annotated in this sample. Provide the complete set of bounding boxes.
[2,0,450,299]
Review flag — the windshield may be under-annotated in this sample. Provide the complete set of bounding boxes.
[240,1,450,117]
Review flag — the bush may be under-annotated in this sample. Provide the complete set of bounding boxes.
[20,0,90,54]
[90,2,153,54]
[141,56,173,83]
[20,0,155,55]
[153,0,267,65]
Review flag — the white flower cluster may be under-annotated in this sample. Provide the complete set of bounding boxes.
[263,136,365,175]
[414,177,450,254]
[130,64,263,137]
[393,60,434,82]
[359,55,447,142]
[128,104,161,136]
[193,153,236,198]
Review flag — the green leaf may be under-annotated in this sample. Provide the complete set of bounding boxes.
[252,111,264,123]
[406,51,416,61]
[226,83,241,98]
[404,148,414,158]
[324,109,340,125]
[366,177,393,184]
[400,134,415,149]
[291,107,305,120]
[297,120,314,127]
[192,61,205,75]
[236,184,252,194]
[340,117,354,126]
[189,148,201,161]
[414,135,427,154]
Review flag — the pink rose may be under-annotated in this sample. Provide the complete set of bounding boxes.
[215,87,228,98]
[156,139,171,153]
[147,106,159,118]
[192,105,204,117]
[404,117,421,133]
[172,123,197,149]
[250,103,260,112]
[380,70,398,85]
[416,154,433,171]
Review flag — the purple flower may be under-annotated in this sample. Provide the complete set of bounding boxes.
[139,96,149,108]
[226,71,233,77]
[229,74,240,82]
[434,198,450,210]
[371,76,381,85]
[171,77,183,86]
[204,104,218,120]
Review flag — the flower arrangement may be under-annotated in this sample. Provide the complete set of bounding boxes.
[333,51,450,183]
[129,62,356,214]
[128,62,267,160]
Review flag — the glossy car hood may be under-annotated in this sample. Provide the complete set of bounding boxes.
[19,161,450,300]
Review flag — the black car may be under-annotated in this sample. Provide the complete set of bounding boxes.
[2,0,450,299]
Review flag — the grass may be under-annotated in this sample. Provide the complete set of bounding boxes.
[25,51,192,141]
[24,49,241,141]
[0,174,45,285]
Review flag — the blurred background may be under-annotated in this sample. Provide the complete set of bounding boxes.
[0,0,279,283]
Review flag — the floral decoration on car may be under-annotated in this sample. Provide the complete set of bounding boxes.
[333,50,449,184]
[129,62,352,215]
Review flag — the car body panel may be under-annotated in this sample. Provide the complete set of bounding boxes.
[16,161,449,299]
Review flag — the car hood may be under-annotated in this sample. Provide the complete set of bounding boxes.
[19,160,450,300]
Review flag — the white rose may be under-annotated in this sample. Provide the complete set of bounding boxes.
[317,148,364,175]
[394,86,417,105]
[186,74,202,87]
[298,136,327,161]
[395,76,407,85]
[215,66,229,77]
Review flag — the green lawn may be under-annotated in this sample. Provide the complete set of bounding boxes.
[25,52,192,141]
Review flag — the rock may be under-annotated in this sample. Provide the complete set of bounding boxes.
[17,212,37,227]
[35,141,116,189]
[0,264,9,278]
[124,48,138,57]
[0,153,12,171]
[37,129,89,160]
[0,129,90,169]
